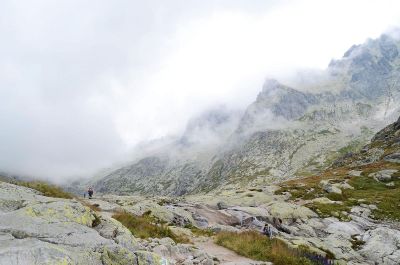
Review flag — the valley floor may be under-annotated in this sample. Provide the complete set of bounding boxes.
[2,176,400,265]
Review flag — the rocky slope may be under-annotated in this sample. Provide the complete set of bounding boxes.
[0,181,217,265]
[100,116,400,264]
[89,32,400,196]
[273,114,400,264]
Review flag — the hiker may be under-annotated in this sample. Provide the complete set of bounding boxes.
[83,192,86,198]
[262,224,273,238]
[88,187,94,199]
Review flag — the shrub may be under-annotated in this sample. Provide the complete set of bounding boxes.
[112,211,190,243]
[215,231,325,265]
[92,213,102,227]
[18,181,73,199]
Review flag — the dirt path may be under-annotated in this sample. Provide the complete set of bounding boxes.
[193,238,269,265]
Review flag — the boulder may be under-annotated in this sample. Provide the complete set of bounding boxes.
[336,182,354,190]
[216,201,228,210]
[369,169,397,182]
[320,180,342,194]
[148,237,215,264]
[297,233,362,261]
[360,227,400,265]
[384,153,400,163]
[326,221,363,238]
[266,201,317,220]
[386,182,395,187]
[209,224,240,233]
[312,197,340,204]
[348,170,362,177]
[125,201,195,226]
[86,198,123,212]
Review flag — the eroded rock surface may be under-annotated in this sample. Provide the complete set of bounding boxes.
[0,181,217,265]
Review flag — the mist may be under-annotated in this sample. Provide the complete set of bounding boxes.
[1,0,400,183]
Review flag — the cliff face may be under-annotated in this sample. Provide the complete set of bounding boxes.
[91,32,400,196]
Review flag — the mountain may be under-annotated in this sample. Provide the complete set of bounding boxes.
[90,32,400,196]
[90,107,242,196]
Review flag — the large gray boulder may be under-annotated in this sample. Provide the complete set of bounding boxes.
[266,201,317,221]
[320,180,342,194]
[360,227,400,265]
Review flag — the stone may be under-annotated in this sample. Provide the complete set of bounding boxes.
[312,197,337,204]
[386,181,395,187]
[369,169,397,182]
[170,226,193,238]
[87,198,123,212]
[135,251,162,265]
[125,201,196,226]
[158,237,176,246]
[267,201,317,220]
[337,182,354,190]
[326,221,363,238]
[320,180,342,194]
[348,170,362,177]
[383,153,400,163]
[216,201,228,210]
[209,224,240,233]
[360,227,400,265]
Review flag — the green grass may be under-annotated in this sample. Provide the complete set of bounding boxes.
[307,202,353,221]
[279,161,400,221]
[17,181,73,199]
[347,174,400,221]
[302,173,400,221]
[276,184,322,200]
[112,211,190,243]
[215,231,319,265]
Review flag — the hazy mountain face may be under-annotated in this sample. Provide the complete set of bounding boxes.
[89,32,400,196]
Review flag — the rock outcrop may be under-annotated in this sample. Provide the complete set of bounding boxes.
[0,181,156,265]
[0,181,218,265]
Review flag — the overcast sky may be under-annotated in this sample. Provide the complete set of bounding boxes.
[1,0,400,182]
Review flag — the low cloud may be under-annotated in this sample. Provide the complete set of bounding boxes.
[1,0,400,182]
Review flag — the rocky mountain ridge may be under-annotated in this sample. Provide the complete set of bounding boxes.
[89,32,400,196]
